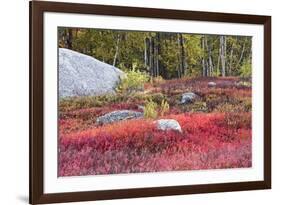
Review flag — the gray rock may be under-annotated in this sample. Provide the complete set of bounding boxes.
[180,92,198,104]
[208,82,216,87]
[137,105,145,111]
[59,48,124,97]
[156,119,182,132]
[96,110,143,125]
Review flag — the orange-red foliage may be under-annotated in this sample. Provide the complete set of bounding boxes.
[59,77,252,176]
[59,112,251,176]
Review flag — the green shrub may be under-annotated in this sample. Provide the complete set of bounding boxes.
[160,99,170,116]
[214,103,240,113]
[213,97,252,113]
[236,97,252,112]
[59,94,128,112]
[181,101,208,113]
[242,97,252,111]
[152,76,164,85]
[240,59,252,78]
[117,69,149,94]
[149,93,166,104]
[144,99,158,119]
[59,96,102,112]
[236,81,252,87]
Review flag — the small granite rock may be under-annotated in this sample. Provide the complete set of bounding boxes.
[180,92,198,104]
[96,110,143,125]
[137,105,145,111]
[208,82,216,87]
[156,119,182,132]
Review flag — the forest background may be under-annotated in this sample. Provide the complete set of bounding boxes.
[58,28,252,79]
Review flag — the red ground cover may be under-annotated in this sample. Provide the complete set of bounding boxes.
[59,112,251,176]
[58,77,252,176]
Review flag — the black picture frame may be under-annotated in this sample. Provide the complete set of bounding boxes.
[30,1,271,204]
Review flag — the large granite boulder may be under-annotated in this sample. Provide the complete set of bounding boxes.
[156,119,182,132]
[96,110,143,125]
[59,48,124,97]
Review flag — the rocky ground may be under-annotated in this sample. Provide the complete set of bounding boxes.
[58,77,252,176]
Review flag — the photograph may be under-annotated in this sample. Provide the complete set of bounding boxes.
[58,28,253,177]
[29,2,271,203]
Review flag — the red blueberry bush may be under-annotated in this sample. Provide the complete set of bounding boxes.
[59,77,252,176]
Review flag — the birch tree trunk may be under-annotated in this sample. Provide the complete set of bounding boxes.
[224,36,227,75]
[113,34,121,67]
[220,35,226,77]
[144,38,148,68]
[217,47,221,76]
[204,36,214,76]
[201,36,206,77]
[149,37,155,77]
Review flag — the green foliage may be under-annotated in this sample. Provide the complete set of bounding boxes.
[149,93,165,104]
[119,32,148,71]
[160,99,170,116]
[183,34,204,76]
[236,81,252,87]
[59,27,252,80]
[208,95,251,113]
[144,99,158,119]
[59,94,127,112]
[161,35,181,78]
[152,76,164,85]
[240,59,252,78]
[59,96,103,112]
[240,97,252,112]
[143,98,169,119]
[181,101,208,113]
[214,103,242,113]
[190,101,208,112]
[117,69,149,94]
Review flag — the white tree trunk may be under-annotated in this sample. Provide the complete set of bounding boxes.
[204,36,214,76]
[144,38,148,67]
[202,36,206,76]
[113,34,121,67]
[220,35,226,77]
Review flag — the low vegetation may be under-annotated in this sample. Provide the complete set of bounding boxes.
[117,69,149,94]
[59,77,252,176]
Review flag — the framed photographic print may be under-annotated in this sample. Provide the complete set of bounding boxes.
[29,1,271,204]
